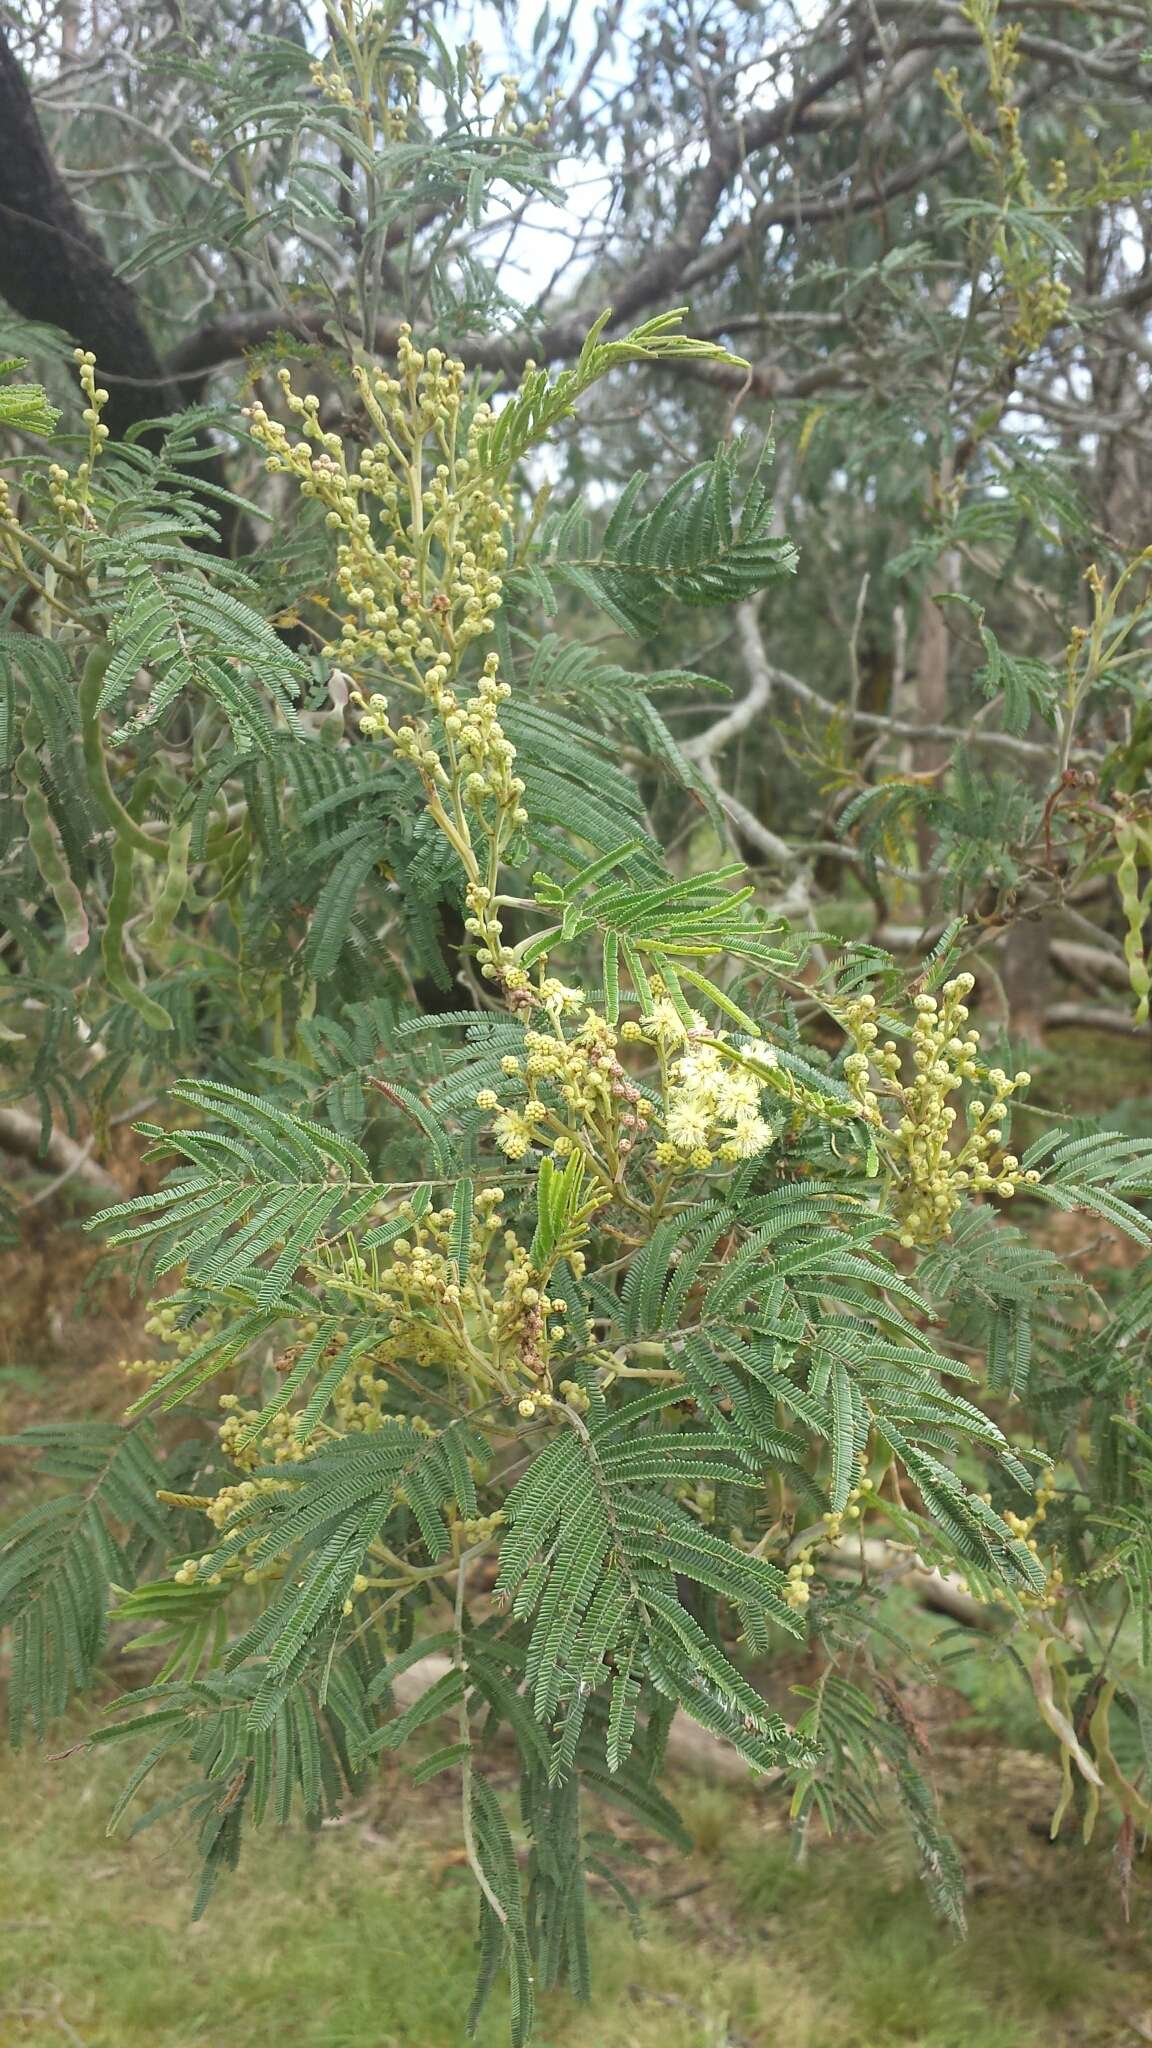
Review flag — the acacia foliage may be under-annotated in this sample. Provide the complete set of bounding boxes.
[1,4,1152,2038]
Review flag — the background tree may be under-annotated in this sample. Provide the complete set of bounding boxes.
[4,0,1151,1040]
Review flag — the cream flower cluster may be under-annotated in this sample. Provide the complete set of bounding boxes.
[174,1191,571,1577]
[309,56,356,106]
[358,666,525,994]
[370,1194,495,1359]
[664,1038,776,1166]
[74,348,110,445]
[622,1001,777,1169]
[451,655,527,822]
[962,1471,1066,1615]
[45,463,84,525]
[216,1393,312,1473]
[493,1237,569,1385]
[28,350,108,536]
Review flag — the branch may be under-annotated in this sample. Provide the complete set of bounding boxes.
[709,778,800,872]
[876,1,1152,87]
[820,1535,999,1630]
[158,29,903,397]
[0,1105,120,1199]
[682,602,775,766]
[1045,1001,1147,1035]
[388,1539,1000,1782]
[736,602,1054,761]
[1050,938,1132,992]
[155,1,1141,404]
[164,305,870,410]
[391,1651,771,1782]
[681,117,977,293]
[677,604,801,873]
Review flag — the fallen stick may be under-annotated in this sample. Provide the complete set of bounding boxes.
[389,1653,764,1782]
[387,1542,998,1782]
[1044,1001,1148,1036]
[823,1535,998,1630]
[787,1525,999,1630]
[1050,938,1130,992]
[0,1106,121,1200]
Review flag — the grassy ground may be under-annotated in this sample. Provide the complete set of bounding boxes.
[3,1705,1150,2048]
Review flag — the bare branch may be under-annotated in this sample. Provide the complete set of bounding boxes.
[1051,938,1132,991]
[1045,1001,1147,1034]
[0,1106,120,1200]
[876,1,1152,86]
[708,776,800,872]
[682,601,775,767]
[735,601,1054,761]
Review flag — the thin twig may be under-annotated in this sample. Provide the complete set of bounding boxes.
[455,1547,507,1929]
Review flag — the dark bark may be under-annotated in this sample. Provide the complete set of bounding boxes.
[0,25,178,440]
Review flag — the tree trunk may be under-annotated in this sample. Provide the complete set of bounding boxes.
[999,914,1052,1050]
[0,26,177,441]
[913,542,959,918]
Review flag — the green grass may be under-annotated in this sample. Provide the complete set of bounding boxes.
[3,1717,1149,2048]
